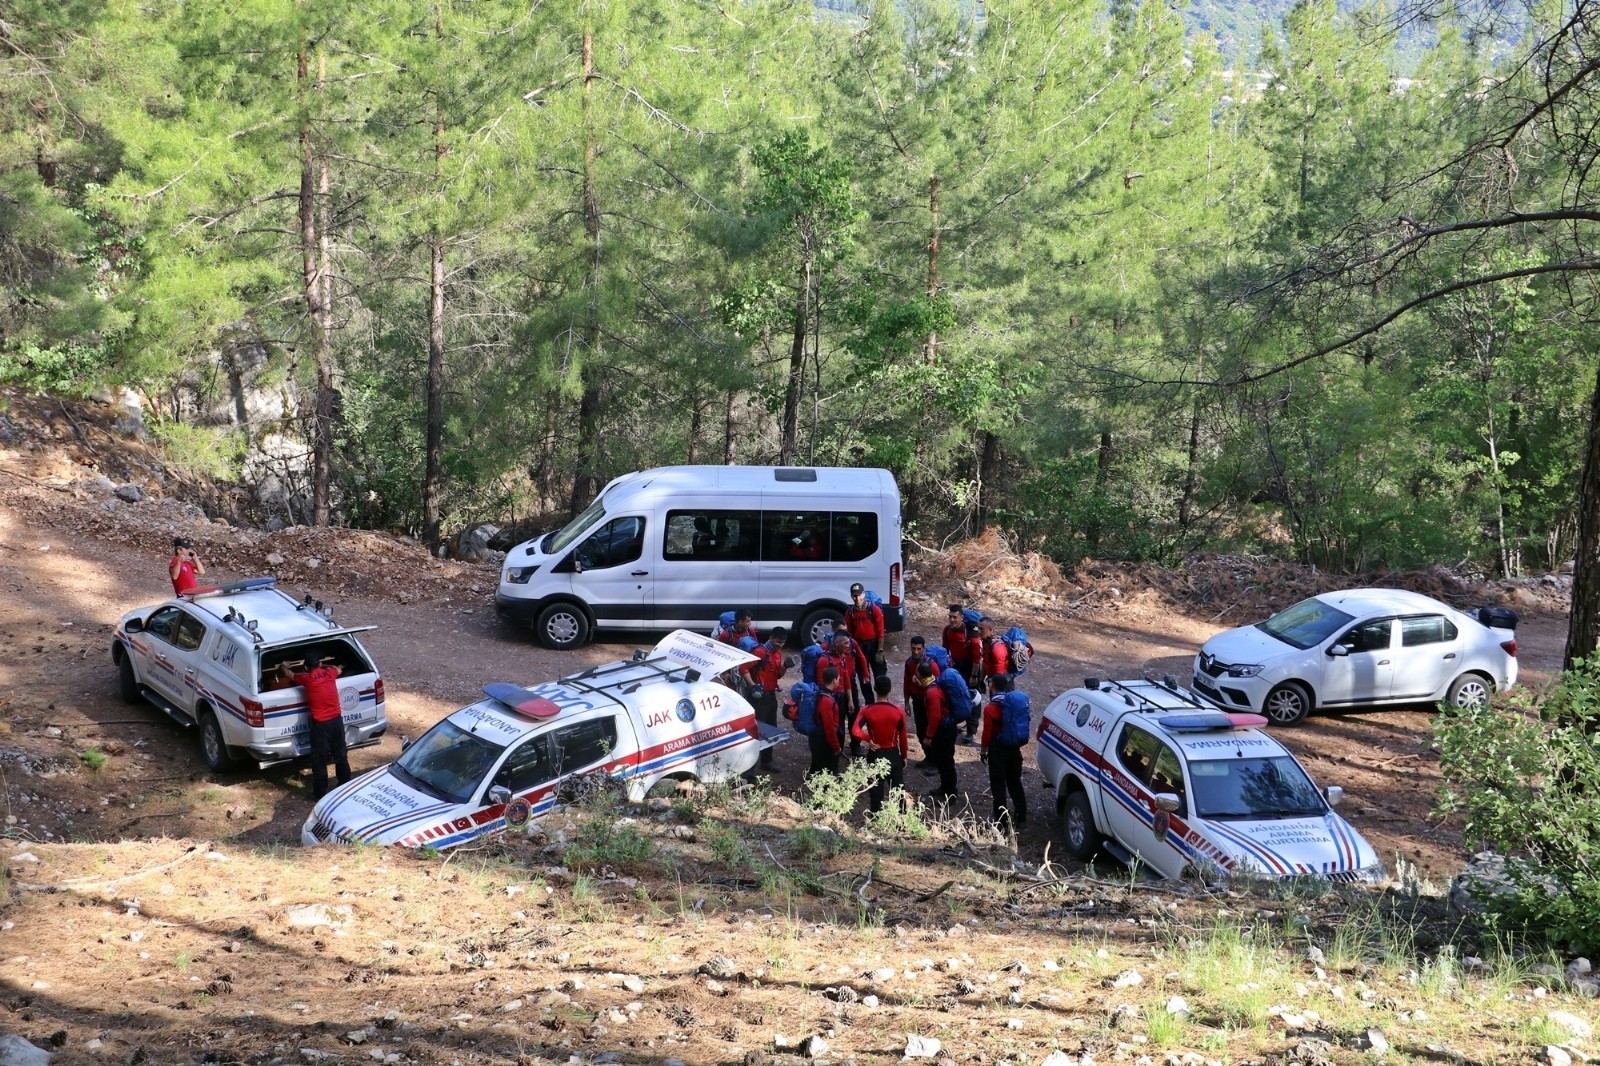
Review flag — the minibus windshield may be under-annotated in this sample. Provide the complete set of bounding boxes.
[543,496,607,555]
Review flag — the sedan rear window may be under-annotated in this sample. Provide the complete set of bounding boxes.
[1257,598,1356,650]
[1189,756,1325,820]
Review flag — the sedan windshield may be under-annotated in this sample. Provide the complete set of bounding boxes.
[1257,597,1356,650]
[1189,756,1327,820]
[391,719,506,804]
[543,496,608,555]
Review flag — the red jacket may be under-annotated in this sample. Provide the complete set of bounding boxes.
[903,653,941,696]
[941,624,972,670]
[923,683,948,739]
[815,690,843,752]
[749,642,787,693]
[715,622,758,646]
[845,602,885,643]
[852,700,908,757]
[291,666,343,723]
[821,639,869,687]
[983,637,1010,679]
[979,698,1002,748]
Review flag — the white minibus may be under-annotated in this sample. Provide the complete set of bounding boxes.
[494,466,906,649]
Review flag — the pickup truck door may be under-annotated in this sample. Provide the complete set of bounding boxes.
[478,713,632,822]
[137,605,204,710]
[1102,724,1189,878]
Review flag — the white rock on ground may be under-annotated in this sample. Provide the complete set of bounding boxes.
[904,1035,942,1059]
[1544,1011,1594,1041]
[0,1035,53,1066]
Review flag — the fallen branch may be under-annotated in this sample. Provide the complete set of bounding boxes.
[914,879,956,904]
[12,841,210,892]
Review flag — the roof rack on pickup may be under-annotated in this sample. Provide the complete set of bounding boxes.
[1083,676,1206,713]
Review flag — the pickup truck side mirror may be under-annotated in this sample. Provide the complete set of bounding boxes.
[1326,644,1351,658]
[1152,793,1181,814]
[125,617,145,634]
[1323,785,1344,807]
[487,785,512,808]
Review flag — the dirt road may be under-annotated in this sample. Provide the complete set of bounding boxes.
[0,465,1567,881]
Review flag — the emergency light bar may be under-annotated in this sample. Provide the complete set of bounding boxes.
[483,683,562,719]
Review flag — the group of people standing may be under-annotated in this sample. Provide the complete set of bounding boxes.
[712,589,1031,832]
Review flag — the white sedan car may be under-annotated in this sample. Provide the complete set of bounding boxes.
[1192,588,1518,726]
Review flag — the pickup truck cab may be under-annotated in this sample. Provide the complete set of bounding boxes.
[112,578,388,772]
[1036,677,1382,883]
[302,630,785,849]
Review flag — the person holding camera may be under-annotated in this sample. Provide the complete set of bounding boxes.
[168,537,206,595]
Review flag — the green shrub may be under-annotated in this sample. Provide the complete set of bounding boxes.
[1436,658,1600,951]
[565,818,654,868]
[78,748,108,772]
[149,419,247,480]
[804,758,886,818]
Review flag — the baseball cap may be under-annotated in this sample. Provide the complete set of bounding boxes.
[173,537,194,549]
[850,582,864,596]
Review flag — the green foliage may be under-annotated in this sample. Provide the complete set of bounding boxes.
[804,758,887,818]
[148,421,247,481]
[78,748,108,772]
[1436,659,1600,951]
[565,817,655,869]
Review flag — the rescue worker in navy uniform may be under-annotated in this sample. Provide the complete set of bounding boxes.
[844,582,888,683]
[979,675,1027,832]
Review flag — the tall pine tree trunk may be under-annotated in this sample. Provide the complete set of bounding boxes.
[779,257,810,466]
[570,29,603,513]
[422,15,448,551]
[299,42,334,527]
[1565,360,1600,668]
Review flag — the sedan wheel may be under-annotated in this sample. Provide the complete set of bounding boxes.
[1446,673,1492,709]
[1263,682,1312,726]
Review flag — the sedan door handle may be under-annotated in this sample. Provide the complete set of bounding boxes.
[631,570,649,576]
[1378,659,1391,666]
[1442,653,1457,660]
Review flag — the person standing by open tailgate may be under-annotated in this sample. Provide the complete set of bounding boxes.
[290,657,349,800]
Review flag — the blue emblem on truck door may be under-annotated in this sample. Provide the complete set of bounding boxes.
[675,698,696,723]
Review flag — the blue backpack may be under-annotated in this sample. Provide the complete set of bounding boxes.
[1002,626,1033,675]
[923,645,952,671]
[995,690,1032,745]
[800,643,826,684]
[737,635,759,653]
[936,671,974,723]
[961,607,983,627]
[864,590,884,608]
[788,681,820,736]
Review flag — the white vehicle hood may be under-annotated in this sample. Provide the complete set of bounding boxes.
[1193,811,1378,879]
[1200,625,1300,667]
[306,767,486,848]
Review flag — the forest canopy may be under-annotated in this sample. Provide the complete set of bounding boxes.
[2,0,1596,609]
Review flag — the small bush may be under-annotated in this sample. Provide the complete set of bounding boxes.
[78,748,108,772]
[703,824,754,867]
[1435,658,1600,951]
[565,818,654,869]
[149,419,247,480]
[804,759,887,818]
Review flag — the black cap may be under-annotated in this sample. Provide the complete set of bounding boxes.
[850,582,864,596]
[173,537,194,549]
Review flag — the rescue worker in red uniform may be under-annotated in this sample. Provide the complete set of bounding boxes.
[808,668,845,779]
[819,632,871,754]
[919,661,957,802]
[979,675,1027,832]
[746,627,790,768]
[902,636,940,767]
[844,582,888,683]
[291,657,349,800]
[852,675,908,814]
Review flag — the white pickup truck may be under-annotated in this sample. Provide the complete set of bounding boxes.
[1035,677,1383,883]
[303,630,787,849]
[112,578,388,772]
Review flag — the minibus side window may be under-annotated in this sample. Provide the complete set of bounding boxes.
[763,512,829,561]
[573,516,646,571]
[664,510,759,562]
[830,513,878,561]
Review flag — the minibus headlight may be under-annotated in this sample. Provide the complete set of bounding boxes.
[504,565,540,584]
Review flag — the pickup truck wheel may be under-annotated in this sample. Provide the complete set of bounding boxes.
[1446,672,1493,709]
[199,709,239,772]
[1059,789,1102,861]
[116,652,141,704]
[1263,682,1312,726]
[536,603,590,650]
